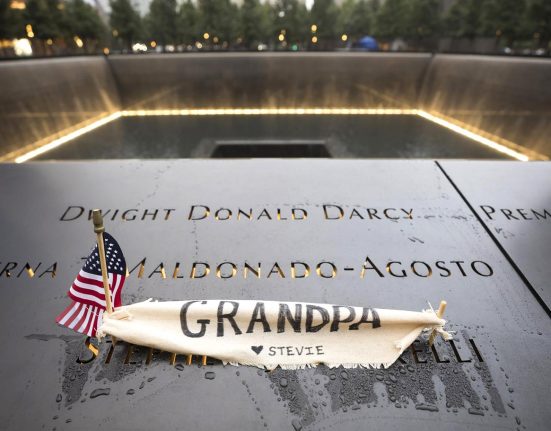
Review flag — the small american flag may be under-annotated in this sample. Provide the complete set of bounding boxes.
[56,232,126,337]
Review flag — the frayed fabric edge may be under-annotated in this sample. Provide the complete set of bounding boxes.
[221,361,395,371]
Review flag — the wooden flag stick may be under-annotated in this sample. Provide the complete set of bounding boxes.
[428,300,447,346]
[92,209,113,315]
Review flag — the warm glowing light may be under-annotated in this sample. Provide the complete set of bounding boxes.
[13,38,32,56]
[46,38,53,45]
[415,110,529,161]
[121,108,417,117]
[10,0,26,9]
[213,36,219,43]
[311,36,318,43]
[311,24,317,33]
[341,34,348,42]
[150,40,157,48]
[132,42,147,52]
[112,29,118,37]
[103,47,110,55]
[25,24,34,38]
[278,34,285,42]
[281,29,286,35]
[74,36,83,48]
[195,41,203,49]
[203,32,210,40]
[15,113,122,163]
[11,108,538,163]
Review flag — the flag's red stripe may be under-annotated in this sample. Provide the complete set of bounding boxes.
[56,301,77,323]
[76,273,105,289]
[78,306,93,334]
[64,303,84,328]
[83,306,95,336]
[70,303,88,330]
[70,283,107,302]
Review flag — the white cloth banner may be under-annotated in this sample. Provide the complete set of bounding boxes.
[98,299,451,369]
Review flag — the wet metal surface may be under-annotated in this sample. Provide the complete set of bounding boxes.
[0,160,548,430]
[441,161,551,311]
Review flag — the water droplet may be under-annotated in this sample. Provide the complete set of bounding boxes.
[126,389,135,395]
[291,418,302,430]
[205,372,216,380]
[279,378,288,388]
[415,403,439,412]
[90,388,110,399]
[55,394,62,403]
[175,364,184,371]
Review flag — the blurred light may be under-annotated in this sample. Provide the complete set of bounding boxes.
[25,24,34,38]
[132,42,147,52]
[278,34,285,42]
[112,29,118,37]
[103,47,110,55]
[165,44,175,52]
[46,38,53,45]
[150,40,157,48]
[291,44,298,51]
[195,41,203,49]
[341,34,348,42]
[416,110,529,161]
[311,24,317,33]
[311,36,318,43]
[13,38,32,56]
[57,2,64,9]
[257,43,267,51]
[203,32,210,40]
[15,112,122,163]
[121,108,418,117]
[213,36,219,43]
[73,36,83,48]
[278,11,284,17]
[10,0,26,9]
[281,29,286,35]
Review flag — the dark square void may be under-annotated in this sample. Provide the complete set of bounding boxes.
[36,115,508,160]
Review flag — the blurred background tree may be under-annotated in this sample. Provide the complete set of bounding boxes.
[2,0,551,57]
[405,0,441,40]
[65,0,106,51]
[179,0,198,46]
[445,0,483,39]
[336,0,373,42]
[198,0,238,48]
[373,0,409,39]
[0,0,25,40]
[526,0,551,49]
[240,0,271,50]
[110,0,142,51]
[310,0,338,46]
[147,0,179,50]
[273,0,308,48]
[481,0,526,47]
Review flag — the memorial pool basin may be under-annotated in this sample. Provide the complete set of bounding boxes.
[34,114,508,160]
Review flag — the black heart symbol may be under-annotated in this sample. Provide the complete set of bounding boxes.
[251,345,263,355]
